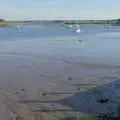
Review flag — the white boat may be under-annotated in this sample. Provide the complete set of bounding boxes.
[68,24,81,33]
[75,24,80,29]
[74,24,81,33]
[75,28,81,33]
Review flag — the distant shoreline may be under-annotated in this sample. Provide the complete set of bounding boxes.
[8,19,120,24]
[1,18,120,27]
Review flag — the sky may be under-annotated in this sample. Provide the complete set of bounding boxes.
[0,0,120,20]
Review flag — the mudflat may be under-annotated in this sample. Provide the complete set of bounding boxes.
[0,24,120,119]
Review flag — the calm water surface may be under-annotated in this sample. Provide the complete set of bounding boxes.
[0,24,120,65]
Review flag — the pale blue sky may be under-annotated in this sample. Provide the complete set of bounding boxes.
[0,0,120,20]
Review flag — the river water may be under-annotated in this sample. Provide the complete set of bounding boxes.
[0,24,120,118]
[0,24,120,64]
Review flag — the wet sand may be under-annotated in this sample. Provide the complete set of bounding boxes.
[0,51,120,119]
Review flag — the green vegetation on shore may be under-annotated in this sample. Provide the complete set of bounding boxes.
[63,20,107,24]
[63,19,120,25]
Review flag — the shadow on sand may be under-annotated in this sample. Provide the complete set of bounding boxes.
[19,79,120,117]
[53,79,120,116]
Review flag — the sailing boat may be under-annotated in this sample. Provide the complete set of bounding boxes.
[74,24,81,33]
